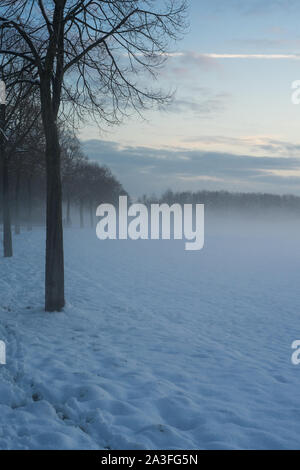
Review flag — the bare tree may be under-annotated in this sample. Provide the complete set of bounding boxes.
[0,63,39,256]
[8,95,41,236]
[0,0,187,311]
[20,112,45,231]
[0,79,11,257]
[60,129,86,227]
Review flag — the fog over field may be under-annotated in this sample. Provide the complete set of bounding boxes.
[1,212,300,449]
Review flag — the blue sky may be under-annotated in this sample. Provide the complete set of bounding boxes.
[81,0,300,197]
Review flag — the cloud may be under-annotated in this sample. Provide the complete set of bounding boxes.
[82,139,300,197]
[161,50,300,79]
[183,135,300,156]
[202,53,300,59]
[159,52,219,78]
[175,52,300,63]
[164,90,231,117]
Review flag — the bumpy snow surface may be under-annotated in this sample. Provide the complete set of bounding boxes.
[1,217,300,449]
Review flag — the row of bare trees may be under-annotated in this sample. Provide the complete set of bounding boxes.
[140,190,300,214]
[0,0,187,311]
[0,114,127,234]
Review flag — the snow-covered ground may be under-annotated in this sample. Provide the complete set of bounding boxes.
[1,215,300,449]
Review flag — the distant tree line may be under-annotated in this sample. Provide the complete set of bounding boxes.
[0,106,127,232]
[139,190,300,215]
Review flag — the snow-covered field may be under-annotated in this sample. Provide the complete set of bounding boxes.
[1,215,300,449]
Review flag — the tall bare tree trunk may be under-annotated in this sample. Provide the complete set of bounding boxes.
[0,103,12,258]
[80,198,84,228]
[27,176,32,231]
[89,199,94,228]
[40,78,64,312]
[66,193,71,227]
[14,168,21,235]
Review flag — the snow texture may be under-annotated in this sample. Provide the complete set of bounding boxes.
[0,216,300,449]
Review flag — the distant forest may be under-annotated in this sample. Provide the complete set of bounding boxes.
[139,190,300,215]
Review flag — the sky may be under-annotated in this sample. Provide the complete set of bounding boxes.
[81,0,300,198]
